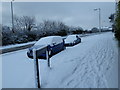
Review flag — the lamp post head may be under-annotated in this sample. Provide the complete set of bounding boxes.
[94,8,101,11]
[94,8,98,11]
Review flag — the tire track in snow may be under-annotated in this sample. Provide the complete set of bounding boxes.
[60,33,116,88]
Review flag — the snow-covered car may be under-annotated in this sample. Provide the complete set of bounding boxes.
[65,35,81,46]
[27,36,65,59]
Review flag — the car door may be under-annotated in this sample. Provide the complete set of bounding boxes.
[51,37,63,54]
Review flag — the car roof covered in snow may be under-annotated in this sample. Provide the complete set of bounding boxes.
[35,36,63,46]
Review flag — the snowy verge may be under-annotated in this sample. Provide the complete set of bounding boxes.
[0,41,36,50]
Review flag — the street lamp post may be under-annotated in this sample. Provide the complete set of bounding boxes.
[94,8,101,32]
[11,0,14,33]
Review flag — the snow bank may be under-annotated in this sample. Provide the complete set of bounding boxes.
[0,41,36,50]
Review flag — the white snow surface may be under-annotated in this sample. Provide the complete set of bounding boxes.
[2,32,118,88]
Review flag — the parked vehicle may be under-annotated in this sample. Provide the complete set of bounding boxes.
[27,36,65,59]
[65,35,81,46]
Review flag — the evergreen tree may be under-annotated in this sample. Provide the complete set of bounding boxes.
[115,1,120,41]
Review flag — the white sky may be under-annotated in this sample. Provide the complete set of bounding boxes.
[1,1,116,30]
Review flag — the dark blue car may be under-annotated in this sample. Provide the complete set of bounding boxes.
[27,36,65,59]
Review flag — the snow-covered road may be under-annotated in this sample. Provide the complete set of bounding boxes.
[2,32,118,88]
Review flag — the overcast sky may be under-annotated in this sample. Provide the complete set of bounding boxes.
[2,2,115,29]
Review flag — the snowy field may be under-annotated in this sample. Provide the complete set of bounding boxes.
[2,32,118,88]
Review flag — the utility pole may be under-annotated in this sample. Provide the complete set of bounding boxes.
[98,8,101,32]
[11,0,15,33]
[94,8,101,32]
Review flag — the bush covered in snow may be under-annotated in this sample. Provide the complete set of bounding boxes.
[1,17,71,46]
[115,1,120,41]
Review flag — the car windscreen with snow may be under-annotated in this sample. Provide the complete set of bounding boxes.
[65,35,77,43]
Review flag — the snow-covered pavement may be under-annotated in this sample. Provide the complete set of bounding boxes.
[2,32,118,88]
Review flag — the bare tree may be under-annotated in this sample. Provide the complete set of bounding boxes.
[14,15,23,32]
[22,16,36,31]
[14,15,36,32]
[41,20,69,34]
[57,21,69,30]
